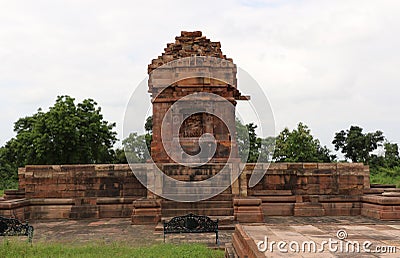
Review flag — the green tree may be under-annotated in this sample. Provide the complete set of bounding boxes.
[246,123,261,163]
[332,126,384,163]
[144,116,152,156]
[273,122,335,162]
[383,142,399,167]
[5,95,117,165]
[113,148,128,164]
[258,136,276,162]
[0,96,117,189]
[116,116,152,164]
[122,132,150,163]
[370,142,400,169]
[145,116,153,133]
[0,146,18,189]
[235,118,262,162]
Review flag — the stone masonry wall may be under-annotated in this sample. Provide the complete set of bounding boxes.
[3,162,398,221]
[14,164,148,219]
[19,164,147,199]
[245,163,370,216]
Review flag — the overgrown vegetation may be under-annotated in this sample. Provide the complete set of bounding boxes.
[370,166,400,188]
[0,241,224,258]
[368,142,400,187]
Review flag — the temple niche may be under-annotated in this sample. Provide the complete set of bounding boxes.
[148,31,248,164]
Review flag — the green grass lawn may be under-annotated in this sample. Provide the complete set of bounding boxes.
[0,240,224,258]
[0,189,3,197]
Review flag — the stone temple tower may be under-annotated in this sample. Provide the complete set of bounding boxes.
[148,31,248,164]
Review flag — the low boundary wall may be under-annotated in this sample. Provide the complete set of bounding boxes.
[0,163,398,222]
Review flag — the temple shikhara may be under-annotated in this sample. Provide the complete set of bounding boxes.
[148,31,248,164]
[1,32,399,239]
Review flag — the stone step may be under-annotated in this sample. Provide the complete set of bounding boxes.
[69,206,99,219]
[162,208,234,217]
[294,203,325,216]
[163,194,233,201]
[167,175,224,181]
[159,193,233,201]
[258,196,296,203]
[160,188,232,195]
[250,190,293,196]
[208,194,234,201]
[160,196,232,202]
[4,190,26,200]
[162,200,233,209]
[164,175,231,183]
[225,243,239,258]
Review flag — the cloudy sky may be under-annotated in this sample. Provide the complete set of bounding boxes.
[1,0,399,154]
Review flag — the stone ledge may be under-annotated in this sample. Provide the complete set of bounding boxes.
[233,198,261,206]
[232,225,264,258]
[29,198,74,205]
[362,195,400,205]
[0,199,29,209]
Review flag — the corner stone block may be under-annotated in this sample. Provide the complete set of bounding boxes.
[131,199,162,225]
[233,198,264,223]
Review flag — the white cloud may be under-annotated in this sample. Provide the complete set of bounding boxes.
[0,0,399,154]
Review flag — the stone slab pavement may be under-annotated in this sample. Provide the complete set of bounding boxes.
[25,218,233,248]
[243,216,400,257]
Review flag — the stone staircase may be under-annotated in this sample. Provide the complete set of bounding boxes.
[159,164,235,218]
[158,193,235,230]
[161,201,233,217]
[132,164,241,226]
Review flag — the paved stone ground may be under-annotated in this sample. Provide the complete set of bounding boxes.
[244,216,400,257]
[14,216,399,257]
[28,218,232,248]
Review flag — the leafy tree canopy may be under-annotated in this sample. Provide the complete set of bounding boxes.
[122,132,150,163]
[144,116,153,133]
[5,95,117,165]
[116,116,152,164]
[273,122,335,162]
[235,118,275,163]
[0,146,18,189]
[370,141,400,169]
[332,125,384,163]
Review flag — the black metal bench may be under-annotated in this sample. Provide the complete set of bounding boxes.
[0,216,34,243]
[163,213,219,244]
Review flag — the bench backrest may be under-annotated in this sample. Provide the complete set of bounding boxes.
[164,213,218,234]
[0,216,34,242]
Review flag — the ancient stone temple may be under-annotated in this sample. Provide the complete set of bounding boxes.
[148,31,248,164]
[1,31,399,225]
